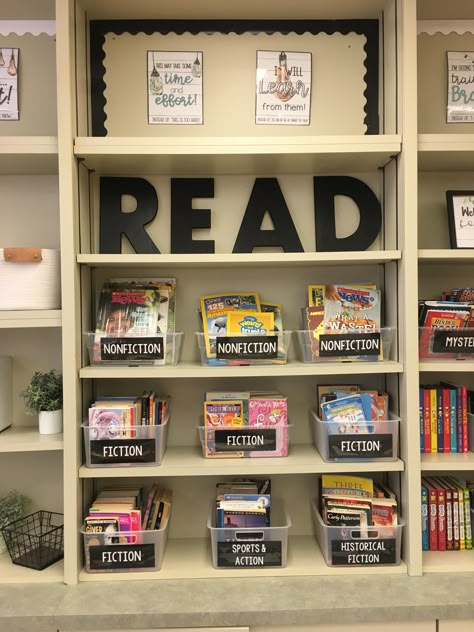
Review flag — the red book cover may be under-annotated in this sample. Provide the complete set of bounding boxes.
[431,478,446,551]
[422,478,438,551]
[442,388,451,454]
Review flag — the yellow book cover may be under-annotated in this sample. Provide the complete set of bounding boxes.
[321,474,374,498]
[226,311,274,335]
[430,388,438,454]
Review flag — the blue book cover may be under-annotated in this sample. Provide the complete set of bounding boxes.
[421,483,429,551]
[449,388,457,453]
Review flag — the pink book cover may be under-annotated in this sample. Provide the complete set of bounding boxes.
[88,510,142,543]
[248,398,288,457]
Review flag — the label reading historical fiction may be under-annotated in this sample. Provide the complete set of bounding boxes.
[331,538,397,566]
[318,332,381,357]
[100,336,164,361]
[0,48,19,120]
[148,51,203,125]
[217,541,282,567]
[214,428,277,452]
[447,51,474,123]
[432,329,474,354]
[90,439,156,464]
[256,50,312,125]
[328,434,393,459]
[89,544,155,570]
[216,335,278,360]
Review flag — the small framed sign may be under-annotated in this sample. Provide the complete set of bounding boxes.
[0,48,19,121]
[447,51,474,123]
[446,190,474,249]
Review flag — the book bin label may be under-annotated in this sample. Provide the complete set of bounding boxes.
[100,336,164,361]
[217,541,282,567]
[90,439,156,464]
[328,434,393,459]
[331,538,397,565]
[216,335,278,360]
[318,332,381,357]
[432,330,474,354]
[89,544,155,570]
[214,428,277,452]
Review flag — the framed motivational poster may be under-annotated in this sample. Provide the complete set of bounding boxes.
[0,48,19,120]
[446,190,474,248]
[256,50,312,125]
[447,51,474,123]
[147,51,203,125]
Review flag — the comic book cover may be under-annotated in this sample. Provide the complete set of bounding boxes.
[200,292,261,360]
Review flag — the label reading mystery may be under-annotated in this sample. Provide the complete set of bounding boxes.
[214,428,277,452]
[328,434,393,459]
[100,336,164,361]
[216,336,278,360]
[90,439,156,464]
[331,538,397,566]
[318,332,381,357]
[432,330,474,354]
[217,541,282,567]
[89,543,155,570]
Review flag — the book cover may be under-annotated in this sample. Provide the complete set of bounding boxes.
[321,474,373,498]
[419,308,470,359]
[226,311,274,335]
[421,483,429,551]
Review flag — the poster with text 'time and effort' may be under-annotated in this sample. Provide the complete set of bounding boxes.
[447,51,474,123]
[0,48,19,121]
[148,51,203,125]
[256,50,311,125]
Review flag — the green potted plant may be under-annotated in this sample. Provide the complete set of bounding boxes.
[0,490,30,554]
[20,369,63,435]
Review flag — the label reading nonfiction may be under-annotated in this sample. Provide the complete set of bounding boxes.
[432,330,474,354]
[319,332,381,357]
[217,541,282,567]
[216,336,278,360]
[328,434,393,459]
[100,336,164,361]
[331,538,397,566]
[90,439,156,464]
[89,544,155,570]
[214,428,277,452]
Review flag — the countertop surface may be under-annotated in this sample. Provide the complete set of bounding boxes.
[1,573,474,631]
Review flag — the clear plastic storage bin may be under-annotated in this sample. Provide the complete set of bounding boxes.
[311,498,403,567]
[207,503,291,569]
[196,331,292,366]
[198,423,291,458]
[310,409,399,462]
[84,331,183,366]
[419,327,474,361]
[82,417,170,467]
[295,327,395,363]
[81,515,170,573]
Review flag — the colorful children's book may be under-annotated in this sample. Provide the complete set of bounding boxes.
[226,311,274,335]
[321,394,367,434]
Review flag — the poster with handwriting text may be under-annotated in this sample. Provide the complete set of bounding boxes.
[0,48,19,121]
[451,194,474,248]
[447,51,474,123]
[256,50,311,125]
[147,51,203,125]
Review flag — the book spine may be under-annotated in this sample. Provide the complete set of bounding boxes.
[427,482,438,551]
[442,388,451,453]
[461,385,468,453]
[451,486,460,550]
[436,387,443,453]
[464,486,472,551]
[423,389,431,454]
[419,388,424,454]
[457,484,466,550]
[444,484,453,551]
[436,484,447,551]
[457,387,463,453]
[430,388,438,453]
[449,388,457,453]
[421,484,429,551]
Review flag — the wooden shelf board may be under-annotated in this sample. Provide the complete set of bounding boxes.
[418,134,474,171]
[0,427,63,453]
[78,251,402,268]
[79,444,404,478]
[421,452,474,471]
[423,550,474,573]
[80,361,403,379]
[419,249,474,262]
[0,136,58,175]
[0,310,62,328]
[419,361,474,373]
[0,555,63,584]
[74,135,401,175]
[78,535,407,581]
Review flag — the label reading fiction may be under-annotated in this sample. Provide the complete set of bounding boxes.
[328,434,393,459]
[90,439,156,464]
[214,428,277,452]
[89,544,155,570]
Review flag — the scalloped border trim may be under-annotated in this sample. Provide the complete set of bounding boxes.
[0,20,55,36]
[418,20,474,36]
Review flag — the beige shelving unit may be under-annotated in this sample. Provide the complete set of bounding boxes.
[417,0,474,574]
[0,0,64,584]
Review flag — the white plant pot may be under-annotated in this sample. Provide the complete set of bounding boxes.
[39,409,63,435]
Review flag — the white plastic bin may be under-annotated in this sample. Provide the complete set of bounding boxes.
[419,327,474,361]
[295,327,395,363]
[207,503,290,569]
[84,331,183,366]
[310,409,400,462]
[196,331,292,366]
[311,498,403,567]
[82,417,170,467]
[81,514,170,573]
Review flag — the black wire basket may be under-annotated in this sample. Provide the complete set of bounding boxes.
[1,511,64,571]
